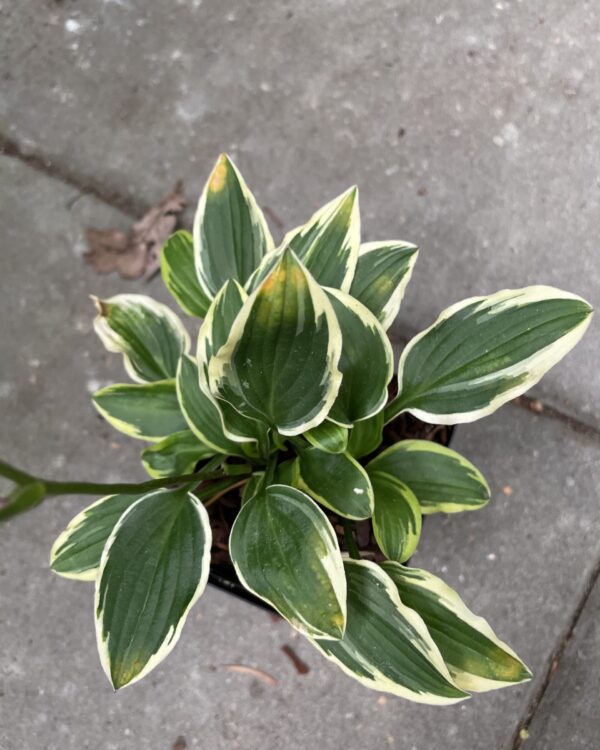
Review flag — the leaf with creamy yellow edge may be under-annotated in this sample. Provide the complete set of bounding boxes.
[229,484,347,639]
[368,471,421,562]
[382,562,532,692]
[92,294,190,383]
[193,154,274,296]
[161,230,211,318]
[208,249,343,436]
[95,487,211,689]
[385,286,593,425]
[310,560,468,704]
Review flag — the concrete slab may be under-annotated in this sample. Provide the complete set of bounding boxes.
[523,575,600,749]
[1,159,600,749]
[2,0,599,427]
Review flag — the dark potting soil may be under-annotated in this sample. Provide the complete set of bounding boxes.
[207,411,453,607]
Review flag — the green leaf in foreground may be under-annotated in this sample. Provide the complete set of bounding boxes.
[311,560,468,704]
[96,487,211,689]
[93,380,187,442]
[367,440,489,514]
[347,412,384,459]
[282,186,360,292]
[382,562,532,692]
[350,241,418,330]
[229,484,347,639]
[297,448,373,520]
[50,493,143,580]
[304,421,349,454]
[369,471,421,562]
[140,430,215,478]
[209,249,342,436]
[326,288,393,427]
[193,153,274,296]
[92,294,190,383]
[161,230,212,318]
[386,286,593,425]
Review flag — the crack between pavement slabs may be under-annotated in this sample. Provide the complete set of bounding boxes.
[3,133,599,445]
[506,552,600,749]
[0,132,146,219]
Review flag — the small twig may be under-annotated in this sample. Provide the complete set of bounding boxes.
[220,664,278,686]
[203,478,249,509]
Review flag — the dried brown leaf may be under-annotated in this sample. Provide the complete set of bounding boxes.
[84,182,185,280]
[221,664,278,686]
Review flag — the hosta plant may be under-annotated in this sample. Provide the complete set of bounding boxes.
[0,154,592,703]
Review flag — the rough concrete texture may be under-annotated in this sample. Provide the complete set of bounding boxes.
[1,156,600,749]
[1,2,600,747]
[1,0,599,427]
[524,575,600,749]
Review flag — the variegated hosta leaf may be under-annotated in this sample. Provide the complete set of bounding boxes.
[367,440,489,514]
[161,230,211,318]
[382,562,532,692]
[93,381,187,441]
[140,430,215,478]
[208,249,343,436]
[96,487,211,689]
[304,421,349,454]
[297,447,373,520]
[92,294,190,383]
[368,471,421,562]
[273,459,300,487]
[176,355,248,457]
[347,412,384,459]
[50,493,143,580]
[311,560,468,704]
[229,484,347,639]
[193,153,274,296]
[282,187,360,292]
[241,472,265,505]
[325,288,393,427]
[197,280,267,445]
[350,241,418,330]
[386,287,593,425]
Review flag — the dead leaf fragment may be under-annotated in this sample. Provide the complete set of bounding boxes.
[172,737,187,750]
[84,182,185,280]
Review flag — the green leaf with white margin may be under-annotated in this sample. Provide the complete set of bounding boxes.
[95,487,211,689]
[92,294,190,383]
[161,230,211,318]
[176,355,248,457]
[296,447,373,520]
[93,381,187,441]
[304,421,348,454]
[140,430,216,478]
[347,412,384,459]
[310,560,468,704]
[193,153,274,296]
[350,241,418,330]
[208,249,343,436]
[282,186,360,292]
[229,484,347,639]
[386,286,593,425]
[325,288,393,427]
[50,493,143,580]
[241,472,265,506]
[367,440,490,514]
[197,279,268,446]
[382,562,532,691]
[368,471,421,562]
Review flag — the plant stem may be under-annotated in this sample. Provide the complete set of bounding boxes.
[0,460,35,485]
[203,478,249,508]
[383,393,409,425]
[343,519,361,560]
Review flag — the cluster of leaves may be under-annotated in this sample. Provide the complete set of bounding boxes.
[49,155,591,700]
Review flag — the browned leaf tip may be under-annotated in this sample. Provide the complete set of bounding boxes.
[281,644,310,675]
[84,182,185,280]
